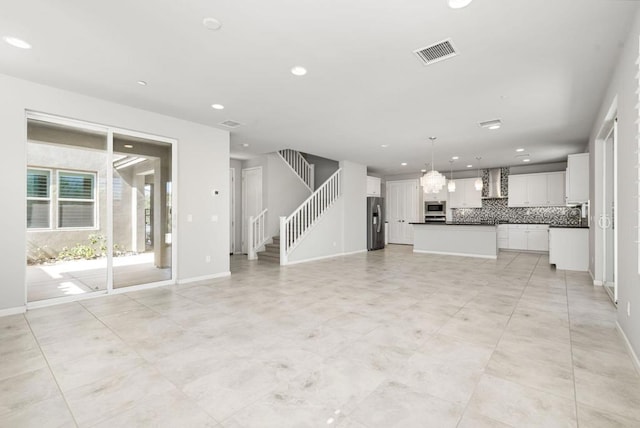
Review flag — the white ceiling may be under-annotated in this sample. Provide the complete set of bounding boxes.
[1,0,637,174]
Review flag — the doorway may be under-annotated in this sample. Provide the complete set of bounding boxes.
[386,179,420,245]
[602,120,617,303]
[241,167,263,254]
[230,168,235,255]
[25,113,176,304]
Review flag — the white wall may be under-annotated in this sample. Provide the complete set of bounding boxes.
[0,73,230,311]
[302,153,339,188]
[287,198,344,263]
[230,159,243,254]
[341,161,367,254]
[588,7,640,356]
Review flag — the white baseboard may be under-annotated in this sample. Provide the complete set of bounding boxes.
[177,271,231,285]
[0,306,27,317]
[413,249,497,260]
[284,249,367,266]
[589,269,604,286]
[616,321,640,376]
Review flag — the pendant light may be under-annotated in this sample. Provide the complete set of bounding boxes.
[474,156,483,191]
[447,160,456,192]
[421,137,447,194]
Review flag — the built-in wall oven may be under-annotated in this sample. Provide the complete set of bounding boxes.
[425,201,446,222]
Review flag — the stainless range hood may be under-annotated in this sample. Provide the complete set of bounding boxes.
[482,168,507,199]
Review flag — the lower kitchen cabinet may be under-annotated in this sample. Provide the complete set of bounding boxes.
[549,227,589,270]
[505,224,549,252]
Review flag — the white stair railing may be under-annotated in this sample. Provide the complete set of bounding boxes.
[280,169,342,265]
[278,149,315,191]
[248,208,269,260]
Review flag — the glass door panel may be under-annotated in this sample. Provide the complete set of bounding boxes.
[112,134,172,289]
[26,119,108,301]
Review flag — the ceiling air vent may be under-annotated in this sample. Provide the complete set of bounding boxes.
[413,38,458,66]
[219,120,242,128]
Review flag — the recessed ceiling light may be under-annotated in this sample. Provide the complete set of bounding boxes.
[211,104,224,110]
[516,148,525,152]
[401,162,408,166]
[291,66,307,76]
[124,144,133,149]
[203,17,222,31]
[447,0,473,9]
[242,143,250,147]
[381,144,389,148]
[3,36,31,49]
[523,159,531,162]
[467,164,473,168]
[452,156,459,160]
[421,169,427,173]
[137,80,147,86]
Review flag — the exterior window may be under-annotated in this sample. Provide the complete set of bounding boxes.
[57,171,96,228]
[27,169,51,229]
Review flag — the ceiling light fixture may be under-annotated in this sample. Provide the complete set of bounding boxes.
[381,144,389,148]
[242,143,250,147]
[401,162,408,166]
[516,148,525,152]
[452,156,459,160]
[123,144,133,149]
[474,157,483,191]
[421,168,427,173]
[448,160,456,192]
[291,66,307,76]
[421,136,447,194]
[3,36,31,49]
[211,104,224,110]
[467,164,473,168]
[203,17,222,31]
[137,80,147,86]
[479,119,502,130]
[523,158,531,163]
[447,0,473,9]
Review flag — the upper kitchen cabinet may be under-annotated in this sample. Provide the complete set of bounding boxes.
[508,172,566,207]
[366,176,381,197]
[449,178,482,208]
[424,185,448,202]
[566,153,589,204]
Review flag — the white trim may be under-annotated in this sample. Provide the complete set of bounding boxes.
[0,306,27,317]
[616,321,640,376]
[177,271,231,285]
[111,279,175,294]
[230,167,236,254]
[27,290,108,309]
[284,249,367,266]
[413,249,497,259]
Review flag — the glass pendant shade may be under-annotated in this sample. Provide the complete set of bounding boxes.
[421,170,446,194]
[448,179,456,192]
[474,177,483,191]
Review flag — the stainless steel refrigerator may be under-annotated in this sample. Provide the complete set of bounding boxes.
[367,197,385,250]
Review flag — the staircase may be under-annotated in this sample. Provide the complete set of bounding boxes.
[257,236,280,263]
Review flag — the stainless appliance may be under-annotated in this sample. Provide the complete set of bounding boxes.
[425,201,446,217]
[367,197,385,250]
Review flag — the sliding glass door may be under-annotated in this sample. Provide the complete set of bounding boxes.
[25,114,175,303]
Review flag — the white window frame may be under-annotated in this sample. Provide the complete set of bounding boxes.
[56,169,98,230]
[26,167,52,230]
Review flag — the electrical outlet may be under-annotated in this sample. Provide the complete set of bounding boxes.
[205,255,211,263]
[628,301,631,317]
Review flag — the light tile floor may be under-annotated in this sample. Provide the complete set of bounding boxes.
[2,246,639,427]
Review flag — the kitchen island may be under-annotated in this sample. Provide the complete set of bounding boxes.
[411,223,498,259]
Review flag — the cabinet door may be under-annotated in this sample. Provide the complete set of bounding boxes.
[508,175,528,207]
[465,178,482,208]
[508,228,527,250]
[567,153,589,203]
[367,176,381,196]
[546,172,566,206]
[527,174,548,206]
[448,179,466,208]
[527,229,549,251]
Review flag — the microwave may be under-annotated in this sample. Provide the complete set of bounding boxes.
[425,201,446,216]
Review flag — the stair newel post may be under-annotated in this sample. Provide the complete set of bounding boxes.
[248,215,256,260]
[279,216,287,266]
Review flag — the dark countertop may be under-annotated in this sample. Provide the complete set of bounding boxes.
[549,225,590,229]
[410,222,497,226]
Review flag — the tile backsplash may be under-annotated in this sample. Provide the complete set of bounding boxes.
[452,198,582,226]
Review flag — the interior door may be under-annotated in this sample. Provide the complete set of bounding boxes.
[242,167,262,254]
[386,181,404,244]
[602,123,617,303]
[403,180,419,243]
[230,168,235,254]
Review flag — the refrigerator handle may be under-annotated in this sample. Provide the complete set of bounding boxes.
[376,204,382,233]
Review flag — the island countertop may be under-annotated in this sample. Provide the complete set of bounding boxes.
[411,222,497,259]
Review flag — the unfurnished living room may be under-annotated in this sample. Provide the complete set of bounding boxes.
[2,1,640,427]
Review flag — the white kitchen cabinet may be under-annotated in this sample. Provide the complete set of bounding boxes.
[424,185,448,202]
[549,227,589,270]
[448,178,482,208]
[367,176,381,197]
[506,224,549,252]
[508,172,566,207]
[497,224,509,249]
[386,179,420,245]
[566,153,589,204]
